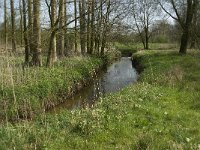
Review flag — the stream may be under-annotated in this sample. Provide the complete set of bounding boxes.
[51,57,138,112]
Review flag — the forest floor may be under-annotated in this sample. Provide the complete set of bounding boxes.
[0,49,200,149]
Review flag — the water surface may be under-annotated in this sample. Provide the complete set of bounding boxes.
[51,57,138,111]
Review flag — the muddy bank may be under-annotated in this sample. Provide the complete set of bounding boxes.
[131,54,144,74]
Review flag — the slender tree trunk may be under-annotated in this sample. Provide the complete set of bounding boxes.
[31,0,42,66]
[10,0,17,53]
[4,0,8,53]
[90,0,95,54]
[64,0,68,55]
[28,0,33,54]
[19,0,23,48]
[145,27,149,50]
[87,1,91,53]
[101,0,110,55]
[58,0,65,57]
[74,0,78,53]
[22,0,29,64]
[190,3,198,48]
[79,0,86,55]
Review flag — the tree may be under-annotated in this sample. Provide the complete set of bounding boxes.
[58,0,65,57]
[10,0,17,52]
[31,0,42,66]
[101,0,111,55]
[4,0,7,53]
[86,0,91,53]
[46,0,58,66]
[79,0,86,55]
[19,0,23,48]
[22,0,29,64]
[74,0,78,53]
[28,0,33,55]
[90,0,95,54]
[130,0,159,50]
[190,0,199,48]
[159,0,197,54]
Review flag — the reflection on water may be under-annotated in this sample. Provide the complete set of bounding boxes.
[51,57,138,111]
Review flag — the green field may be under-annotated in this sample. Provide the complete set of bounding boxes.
[0,49,200,149]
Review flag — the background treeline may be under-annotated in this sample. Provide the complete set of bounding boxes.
[0,0,199,66]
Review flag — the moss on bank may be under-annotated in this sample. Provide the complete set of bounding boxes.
[0,50,200,149]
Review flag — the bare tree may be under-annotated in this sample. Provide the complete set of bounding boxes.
[22,0,29,64]
[46,0,58,66]
[28,0,33,55]
[74,0,78,53]
[79,0,86,55]
[10,0,17,52]
[89,0,95,54]
[101,0,111,55]
[31,0,42,66]
[87,0,91,53]
[130,0,159,50]
[159,0,197,54]
[4,0,7,53]
[19,0,23,48]
[58,0,65,57]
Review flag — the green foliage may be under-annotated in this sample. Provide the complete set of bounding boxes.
[115,43,138,54]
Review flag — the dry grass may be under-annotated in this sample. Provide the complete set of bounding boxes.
[166,65,184,86]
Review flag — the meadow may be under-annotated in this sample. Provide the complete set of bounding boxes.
[0,47,200,149]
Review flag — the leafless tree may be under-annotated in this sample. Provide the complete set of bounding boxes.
[159,0,197,54]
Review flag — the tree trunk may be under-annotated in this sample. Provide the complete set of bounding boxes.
[22,0,29,64]
[145,27,149,50]
[79,0,86,55]
[4,0,8,54]
[87,0,91,54]
[58,0,65,57]
[64,0,68,55]
[31,0,42,66]
[89,0,95,54]
[47,31,57,66]
[179,0,197,54]
[179,28,189,54]
[10,0,17,53]
[46,0,57,66]
[28,0,33,54]
[101,0,111,55]
[74,0,78,53]
[19,0,23,48]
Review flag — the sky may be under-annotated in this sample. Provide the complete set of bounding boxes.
[0,0,175,27]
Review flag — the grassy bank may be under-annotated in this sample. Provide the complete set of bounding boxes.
[115,42,178,55]
[0,50,200,149]
[0,56,106,121]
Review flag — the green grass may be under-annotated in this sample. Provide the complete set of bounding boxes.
[0,49,200,149]
[115,42,178,54]
[0,56,105,121]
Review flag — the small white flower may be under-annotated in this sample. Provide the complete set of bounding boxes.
[186,137,191,142]
[164,112,168,115]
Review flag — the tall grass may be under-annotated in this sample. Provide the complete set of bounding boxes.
[0,51,106,121]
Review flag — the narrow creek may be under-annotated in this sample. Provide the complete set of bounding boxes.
[51,57,138,112]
